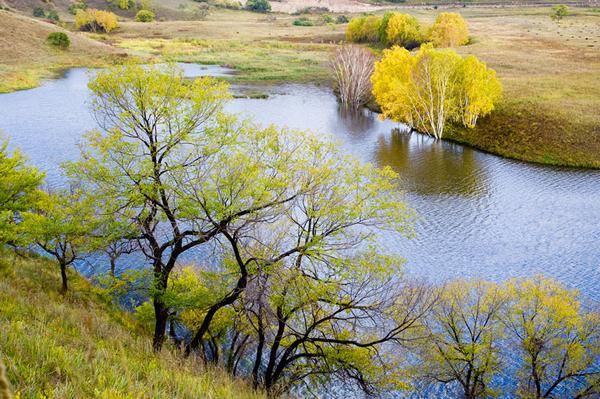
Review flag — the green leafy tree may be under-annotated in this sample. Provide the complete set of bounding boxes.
[67,63,231,350]
[24,186,101,293]
[47,32,70,49]
[415,280,507,399]
[0,141,44,246]
[245,0,270,13]
[502,277,600,399]
[551,5,569,22]
[135,9,155,22]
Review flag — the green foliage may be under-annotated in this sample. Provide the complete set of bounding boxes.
[245,0,270,13]
[23,186,103,292]
[377,11,394,43]
[47,32,70,49]
[551,5,569,22]
[46,9,59,21]
[336,14,349,24]
[372,44,502,139]
[32,7,45,18]
[293,17,314,27]
[68,0,87,15]
[0,254,265,398]
[346,15,381,43]
[135,9,155,22]
[0,142,44,246]
[348,13,421,48]
[32,7,59,21]
[211,0,242,10]
[416,280,506,399]
[502,277,600,398]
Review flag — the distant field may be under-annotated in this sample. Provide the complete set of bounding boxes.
[0,10,118,92]
[0,4,598,166]
[102,6,600,166]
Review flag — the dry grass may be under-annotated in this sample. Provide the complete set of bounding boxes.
[0,10,120,92]
[0,251,265,399]
[438,7,600,167]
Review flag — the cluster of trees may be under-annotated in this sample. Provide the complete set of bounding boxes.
[245,0,271,13]
[372,44,502,139]
[346,12,469,49]
[330,45,376,109]
[416,277,599,399]
[0,64,596,398]
[75,8,119,32]
[32,7,60,21]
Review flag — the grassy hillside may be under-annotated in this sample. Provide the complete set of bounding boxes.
[0,10,119,92]
[0,252,264,399]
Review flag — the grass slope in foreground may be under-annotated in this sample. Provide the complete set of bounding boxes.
[0,252,264,399]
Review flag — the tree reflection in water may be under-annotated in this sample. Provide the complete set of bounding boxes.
[374,129,489,197]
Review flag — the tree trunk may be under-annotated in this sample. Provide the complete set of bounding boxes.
[60,262,68,293]
[153,298,169,352]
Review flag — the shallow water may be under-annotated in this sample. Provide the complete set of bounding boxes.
[0,65,599,304]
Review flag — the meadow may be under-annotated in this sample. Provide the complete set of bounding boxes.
[1,5,598,167]
[0,251,264,398]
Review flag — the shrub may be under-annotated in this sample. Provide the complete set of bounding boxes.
[68,1,87,15]
[330,45,375,108]
[336,15,349,24]
[245,0,270,12]
[115,0,135,10]
[293,17,314,27]
[47,32,70,49]
[428,12,469,47]
[211,0,242,10]
[551,5,569,22]
[33,7,45,18]
[386,13,421,48]
[135,9,155,22]
[378,11,394,43]
[346,15,381,43]
[75,9,118,33]
[46,9,60,21]
[318,14,333,24]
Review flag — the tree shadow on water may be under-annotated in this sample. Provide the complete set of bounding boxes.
[374,129,489,197]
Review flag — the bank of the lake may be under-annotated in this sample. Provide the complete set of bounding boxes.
[0,251,265,398]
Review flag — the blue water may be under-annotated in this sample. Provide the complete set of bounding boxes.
[0,66,599,306]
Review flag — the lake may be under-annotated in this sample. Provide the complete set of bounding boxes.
[0,64,598,304]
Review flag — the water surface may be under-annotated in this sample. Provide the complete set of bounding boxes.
[0,66,598,303]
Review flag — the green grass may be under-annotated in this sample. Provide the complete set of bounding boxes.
[0,252,264,399]
[118,38,333,83]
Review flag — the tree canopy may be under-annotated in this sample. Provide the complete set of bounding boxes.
[372,44,502,139]
[429,12,469,48]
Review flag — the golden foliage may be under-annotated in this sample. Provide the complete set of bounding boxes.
[75,9,118,33]
[372,44,501,138]
[428,12,469,48]
[385,13,421,47]
[346,15,381,43]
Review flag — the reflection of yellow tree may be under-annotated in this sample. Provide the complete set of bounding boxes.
[373,130,486,197]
